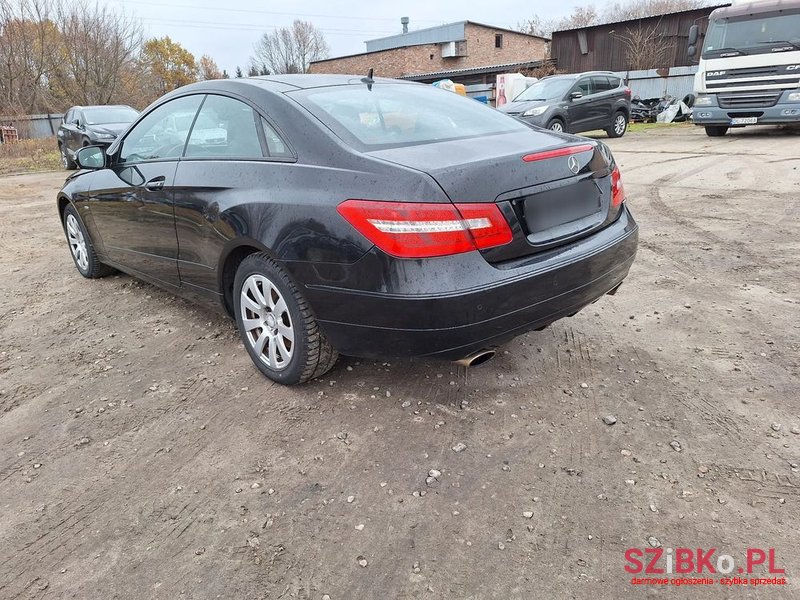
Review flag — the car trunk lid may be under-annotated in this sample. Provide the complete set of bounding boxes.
[367,130,616,262]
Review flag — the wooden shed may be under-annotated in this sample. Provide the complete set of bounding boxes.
[550,5,729,73]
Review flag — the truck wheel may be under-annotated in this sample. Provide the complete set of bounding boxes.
[704,126,728,137]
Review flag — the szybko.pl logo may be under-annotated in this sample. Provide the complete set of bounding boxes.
[625,547,787,587]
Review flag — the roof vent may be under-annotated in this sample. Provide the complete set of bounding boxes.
[401,17,409,34]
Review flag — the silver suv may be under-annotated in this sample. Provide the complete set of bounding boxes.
[499,72,632,138]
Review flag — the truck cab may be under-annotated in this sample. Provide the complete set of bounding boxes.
[689,0,800,136]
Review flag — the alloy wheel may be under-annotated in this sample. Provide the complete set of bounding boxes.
[549,121,564,132]
[614,115,626,135]
[65,214,89,271]
[239,274,294,370]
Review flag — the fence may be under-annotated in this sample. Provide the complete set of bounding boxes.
[0,113,63,140]
[612,66,698,100]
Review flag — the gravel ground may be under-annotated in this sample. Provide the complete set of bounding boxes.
[0,125,798,599]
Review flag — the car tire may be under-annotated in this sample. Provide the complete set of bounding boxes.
[606,112,628,138]
[704,126,728,137]
[60,144,77,170]
[234,252,338,385]
[546,118,565,133]
[62,204,115,278]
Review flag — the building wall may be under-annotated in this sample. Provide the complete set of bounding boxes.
[550,7,720,73]
[309,24,548,78]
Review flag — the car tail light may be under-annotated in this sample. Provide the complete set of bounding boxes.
[623,87,632,99]
[337,200,513,259]
[522,144,594,163]
[611,166,625,208]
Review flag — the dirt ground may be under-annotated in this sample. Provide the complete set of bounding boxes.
[1,125,798,599]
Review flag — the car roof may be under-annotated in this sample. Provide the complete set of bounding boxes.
[70,104,136,111]
[253,74,418,90]
[544,71,619,81]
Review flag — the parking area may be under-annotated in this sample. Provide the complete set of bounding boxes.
[0,125,798,598]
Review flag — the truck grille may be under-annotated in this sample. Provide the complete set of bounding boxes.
[718,92,782,109]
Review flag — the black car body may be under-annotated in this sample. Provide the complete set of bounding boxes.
[499,72,632,137]
[57,75,638,385]
[57,105,138,169]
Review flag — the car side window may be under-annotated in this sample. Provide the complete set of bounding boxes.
[607,76,621,89]
[260,117,292,158]
[592,76,614,93]
[74,110,83,126]
[119,95,203,164]
[185,95,263,158]
[572,79,593,97]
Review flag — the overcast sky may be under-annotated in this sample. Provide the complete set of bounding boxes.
[101,0,583,73]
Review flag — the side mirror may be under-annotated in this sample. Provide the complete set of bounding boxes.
[570,91,583,100]
[688,44,697,57]
[688,24,699,46]
[75,146,106,170]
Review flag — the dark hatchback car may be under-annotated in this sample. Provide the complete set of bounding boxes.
[58,75,638,385]
[499,72,632,137]
[58,105,139,169]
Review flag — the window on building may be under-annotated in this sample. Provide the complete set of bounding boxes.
[495,33,504,48]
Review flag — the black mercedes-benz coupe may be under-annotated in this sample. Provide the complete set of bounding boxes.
[57,75,638,385]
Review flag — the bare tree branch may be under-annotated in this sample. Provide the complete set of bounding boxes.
[251,20,329,75]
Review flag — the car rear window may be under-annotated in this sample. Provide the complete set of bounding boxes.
[291,84,528,150]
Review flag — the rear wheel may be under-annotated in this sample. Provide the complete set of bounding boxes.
[62,204,114,278]
[546,118,565,133]
[234,252,338,385]
[704,126,728,137]
[606,112,628,138]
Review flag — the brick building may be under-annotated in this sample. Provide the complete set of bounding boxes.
[309,21,549,79]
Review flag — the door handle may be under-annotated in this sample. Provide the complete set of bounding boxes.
[144,176,165,191]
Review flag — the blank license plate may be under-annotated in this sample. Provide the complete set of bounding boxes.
[730,117,757,125]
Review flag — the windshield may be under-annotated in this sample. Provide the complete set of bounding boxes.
[293,84,527,150]
[703,10,800,57]
[83,107,138,125]
[513,78,574,102]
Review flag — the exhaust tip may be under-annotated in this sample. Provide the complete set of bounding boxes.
[454,349,496,368]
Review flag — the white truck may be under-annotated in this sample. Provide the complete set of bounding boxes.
[688,0,800,136]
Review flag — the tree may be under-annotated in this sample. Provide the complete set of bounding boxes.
[605,0,707,21]
[611,20,675,69]
[235,66,243,78]
[221,69,230,78]
[520,0,707,36]
[198,54,222,80]
[140,36,197,97]
[52,0,142,106]
[251,20,329,74]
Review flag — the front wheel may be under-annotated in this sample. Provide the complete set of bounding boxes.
[234,252,338,385]
[546,118,565,133]
[62,204,115,278]
[704,126,728,137]
[606,112,628,138]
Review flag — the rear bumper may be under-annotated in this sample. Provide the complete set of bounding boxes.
[295,207,638,360]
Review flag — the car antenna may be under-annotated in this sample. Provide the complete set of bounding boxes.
[361,67,375,90]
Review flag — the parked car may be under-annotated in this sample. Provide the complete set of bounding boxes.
[57,75,638,385]
[57,105,138,169]
[499,72,632,137]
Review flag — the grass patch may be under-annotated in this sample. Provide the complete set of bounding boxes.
[627,121,692,133]
[0,137,62,176]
